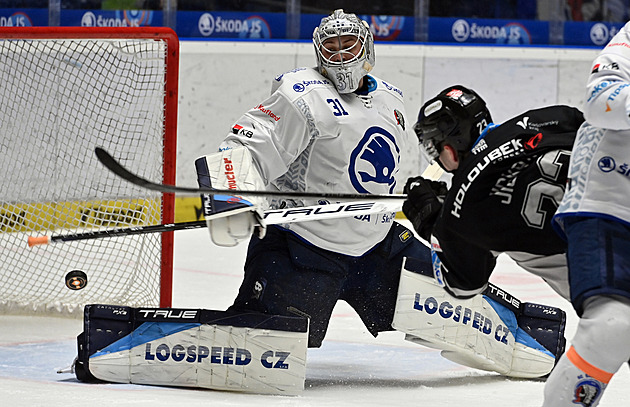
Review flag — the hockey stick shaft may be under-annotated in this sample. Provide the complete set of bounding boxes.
[27,199,402,247]
[29,154,442,247]
[28,220,206,247]
[95,147,408,201]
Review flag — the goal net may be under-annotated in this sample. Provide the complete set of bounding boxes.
[0,27,178,315]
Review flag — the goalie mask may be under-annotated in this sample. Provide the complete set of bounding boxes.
[313,9,375,94]
[414,85,492,163]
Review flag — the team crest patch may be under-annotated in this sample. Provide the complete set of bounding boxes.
[573,377,603,406]
[348,126,400,194]
[394,109,405,130]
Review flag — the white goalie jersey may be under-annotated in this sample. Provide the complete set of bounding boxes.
[555,21,630,231]
[219,67,414,256]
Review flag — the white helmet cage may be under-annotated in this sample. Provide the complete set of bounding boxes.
[313,9,375,94]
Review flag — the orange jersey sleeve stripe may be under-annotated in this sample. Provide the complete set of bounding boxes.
[566,346,614,384]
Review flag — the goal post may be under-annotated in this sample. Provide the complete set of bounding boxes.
[0,27,179,315]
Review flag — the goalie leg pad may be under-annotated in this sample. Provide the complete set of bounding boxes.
[515,301,566,364]
[392,257,566,378]
[75,305,308,395]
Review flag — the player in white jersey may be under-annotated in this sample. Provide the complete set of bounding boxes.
[226,66,410,256]
[546,20,630,407]
[195,9,429,348]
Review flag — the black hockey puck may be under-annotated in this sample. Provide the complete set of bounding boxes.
[65,270,88,290]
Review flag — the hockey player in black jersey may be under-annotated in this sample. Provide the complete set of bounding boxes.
[403,85,584,300]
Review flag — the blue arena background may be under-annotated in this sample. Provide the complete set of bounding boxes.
[0,6,625,47]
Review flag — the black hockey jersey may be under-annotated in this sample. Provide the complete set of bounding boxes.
[433,105,584,293]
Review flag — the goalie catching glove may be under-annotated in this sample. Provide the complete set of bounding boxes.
[195,146,267,246]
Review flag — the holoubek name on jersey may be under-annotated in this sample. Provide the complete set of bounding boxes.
[221,67,414,255]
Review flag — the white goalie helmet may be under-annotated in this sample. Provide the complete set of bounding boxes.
[313,9,375,94]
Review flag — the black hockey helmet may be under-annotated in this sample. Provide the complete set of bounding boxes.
[414,85,492,161]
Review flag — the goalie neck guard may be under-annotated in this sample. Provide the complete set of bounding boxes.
[312,9,375,94]
[414,85,492,163]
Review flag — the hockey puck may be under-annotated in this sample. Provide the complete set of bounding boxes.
[65,270,88,290]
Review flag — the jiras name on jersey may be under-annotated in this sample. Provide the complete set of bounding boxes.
[452,139,525,218]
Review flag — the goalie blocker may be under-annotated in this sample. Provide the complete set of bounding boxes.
[73,304,308,395]
[393,257,566,378]
[195,146,267,247]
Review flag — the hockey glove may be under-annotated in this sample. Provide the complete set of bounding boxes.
[195,146,267,247]
[402,176,447,241]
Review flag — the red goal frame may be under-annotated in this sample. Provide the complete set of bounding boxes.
[0,26,179,307]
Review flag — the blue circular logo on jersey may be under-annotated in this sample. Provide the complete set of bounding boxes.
[349,127,400,194]
[598,156,616,172]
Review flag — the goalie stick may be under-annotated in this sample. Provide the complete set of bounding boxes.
[27,200,402,247]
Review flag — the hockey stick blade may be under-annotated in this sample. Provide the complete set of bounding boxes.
[95,147,407,201]
[27,200,402,247]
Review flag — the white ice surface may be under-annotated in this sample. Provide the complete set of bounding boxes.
[1,224,628,406]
